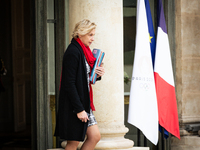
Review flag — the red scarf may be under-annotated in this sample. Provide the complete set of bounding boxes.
[75,38,96,111]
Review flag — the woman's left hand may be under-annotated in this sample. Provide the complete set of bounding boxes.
[95,65,105,78]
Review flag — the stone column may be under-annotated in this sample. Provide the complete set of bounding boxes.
[66,0,136,149]
[171,0,200,150]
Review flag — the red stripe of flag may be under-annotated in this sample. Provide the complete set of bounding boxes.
[154,72,180,139]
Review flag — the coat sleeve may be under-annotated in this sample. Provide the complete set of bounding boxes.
[63,49,85,113]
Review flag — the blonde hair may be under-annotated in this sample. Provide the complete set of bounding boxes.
[72,19,96,38]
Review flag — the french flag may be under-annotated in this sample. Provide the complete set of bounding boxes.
[154,0,180,139]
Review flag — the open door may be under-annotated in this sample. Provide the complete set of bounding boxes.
[11,0,31,132]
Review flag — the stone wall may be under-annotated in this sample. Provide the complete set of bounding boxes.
[172,0,200,149]
[175,0,200,126]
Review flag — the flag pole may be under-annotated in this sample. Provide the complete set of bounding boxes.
[162,127,165,150]
[137,129,141,146]
[144,136,147,146]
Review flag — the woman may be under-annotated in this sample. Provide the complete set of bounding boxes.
[54,19,105,150]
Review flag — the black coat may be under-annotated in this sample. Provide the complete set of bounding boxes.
[54,38,95,141]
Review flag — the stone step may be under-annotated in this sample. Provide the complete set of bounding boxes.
[171,136,200,150]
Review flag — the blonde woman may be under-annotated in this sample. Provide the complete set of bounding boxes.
[54,19,105,150]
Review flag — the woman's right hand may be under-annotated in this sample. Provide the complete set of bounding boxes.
[77,110,89,123]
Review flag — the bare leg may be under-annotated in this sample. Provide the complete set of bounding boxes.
[65,141,80,150]
[80,124,101,150]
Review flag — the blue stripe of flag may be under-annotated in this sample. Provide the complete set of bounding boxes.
[157,0,167,33]
[144,0,156,67]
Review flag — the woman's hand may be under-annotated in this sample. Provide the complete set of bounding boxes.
[95,64,105,78]
[77,110,89,123]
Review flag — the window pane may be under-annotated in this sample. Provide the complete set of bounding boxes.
[123,5,136,94]
[123,0,155,94]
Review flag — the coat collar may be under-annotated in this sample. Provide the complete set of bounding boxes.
[71,38,88,82]
[71,38,83,53]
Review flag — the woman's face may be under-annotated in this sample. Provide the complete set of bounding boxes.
[79,29,95,47]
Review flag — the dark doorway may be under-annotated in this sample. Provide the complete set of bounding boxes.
[0,0,32,149]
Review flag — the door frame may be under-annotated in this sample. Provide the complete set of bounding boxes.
[31,0,65,149]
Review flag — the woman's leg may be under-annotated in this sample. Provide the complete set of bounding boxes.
[65,141,80,150]
[80,124,101,150]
